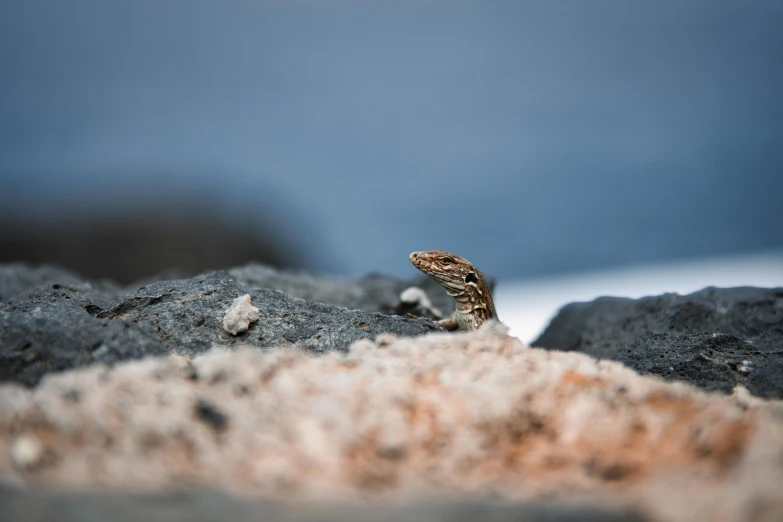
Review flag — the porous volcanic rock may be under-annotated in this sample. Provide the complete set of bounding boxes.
[0,266,443,387]
[0,328,781,522]
[533,287,783,399]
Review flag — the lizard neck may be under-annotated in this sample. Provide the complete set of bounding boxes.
[448,272,497,322]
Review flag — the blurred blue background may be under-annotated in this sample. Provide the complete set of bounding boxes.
[1,0,781,283]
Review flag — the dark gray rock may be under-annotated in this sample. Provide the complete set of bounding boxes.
[0,282,167,387]
[228,263,460,316]
[0,485,646,522]
[95,271,442,358]
[533,287,783,398]
[0,266,443,387]
[229,263,498,325]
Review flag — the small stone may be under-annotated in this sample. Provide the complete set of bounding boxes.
[222,294,259,335]
[398,286,444,320]
[399,287,429,306]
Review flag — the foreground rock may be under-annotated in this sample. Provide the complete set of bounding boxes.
[533,287,783,399]
[1,328,781,522]
[0,267,443,387]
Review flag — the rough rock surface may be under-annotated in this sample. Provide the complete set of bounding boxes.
[533,287,783,399]
[0,282,168,387]
[228,263,473,317]
[94,271,441,357]
[1,262,466,321]
[0,266,443,387]
[1,328,781,522]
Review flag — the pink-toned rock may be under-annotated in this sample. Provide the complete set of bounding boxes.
[0,328,781,522]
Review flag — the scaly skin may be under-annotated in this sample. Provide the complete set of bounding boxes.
[409,250,498,331]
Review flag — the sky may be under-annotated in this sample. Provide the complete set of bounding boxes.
[1,0,781,278]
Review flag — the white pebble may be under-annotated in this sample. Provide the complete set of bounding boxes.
[222,294,259,335]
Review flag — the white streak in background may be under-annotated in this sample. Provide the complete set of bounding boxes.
[495,251,783,344]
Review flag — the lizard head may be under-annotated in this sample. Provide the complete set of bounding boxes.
[409,250,478,294]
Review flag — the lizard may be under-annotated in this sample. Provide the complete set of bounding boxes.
[409,250,498,331]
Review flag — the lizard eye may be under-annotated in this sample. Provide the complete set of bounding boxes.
[464,272,477,284]
[440,257,454,264]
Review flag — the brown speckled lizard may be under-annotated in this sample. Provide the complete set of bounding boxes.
[409,250,498,331]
